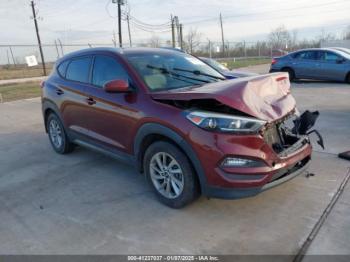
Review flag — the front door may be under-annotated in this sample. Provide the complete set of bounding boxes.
[83,54,139,154]
[317,51,347,81]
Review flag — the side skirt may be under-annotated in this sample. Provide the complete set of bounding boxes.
[73,139,137,167]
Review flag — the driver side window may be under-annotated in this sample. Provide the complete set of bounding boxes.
[92,55,128,88]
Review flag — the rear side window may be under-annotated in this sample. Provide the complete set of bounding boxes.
[66,57,92,83]
[295,51,317,60]
[57,60,69,77]
[92,55,128,87]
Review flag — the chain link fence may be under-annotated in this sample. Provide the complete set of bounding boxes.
[0,41,293,80]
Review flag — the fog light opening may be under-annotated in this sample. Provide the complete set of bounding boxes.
[221,157,265,168]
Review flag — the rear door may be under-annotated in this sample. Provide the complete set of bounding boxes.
[292,51,320,79]
[317,51,348,81]
[82,54,139,154]
[58,56,93,139]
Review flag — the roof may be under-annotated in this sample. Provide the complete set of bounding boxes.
[58,47,185,61]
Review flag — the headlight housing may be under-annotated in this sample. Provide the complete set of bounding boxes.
[186,111,266,134]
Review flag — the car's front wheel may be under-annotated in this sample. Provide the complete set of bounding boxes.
[144,141,200,208]
[346,73,350,84]
[46,113,75,154]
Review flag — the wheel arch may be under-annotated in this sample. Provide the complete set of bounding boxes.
[346,71,350,83]
[42,99,62,133]
[134,123,207,193]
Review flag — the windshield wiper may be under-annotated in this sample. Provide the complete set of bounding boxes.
[173,67,226,80]
[147,65,210,83]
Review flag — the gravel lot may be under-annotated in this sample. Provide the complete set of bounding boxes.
[0,68,349,256]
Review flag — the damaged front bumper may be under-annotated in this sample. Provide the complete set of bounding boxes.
[206,159,311,199]
[198,110,323,199]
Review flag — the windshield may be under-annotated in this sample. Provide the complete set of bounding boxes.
[201,57,229,72]
[125,52,225,91]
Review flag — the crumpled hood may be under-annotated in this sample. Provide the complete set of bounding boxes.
[151,72,295,122]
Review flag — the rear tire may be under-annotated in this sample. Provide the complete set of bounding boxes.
[46,113,75,154]
[144,141,200,208]
[282,68,295,82]
[346,73,350,84]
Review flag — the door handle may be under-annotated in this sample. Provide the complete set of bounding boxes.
[86,97,96,105]
[56,89,64,95]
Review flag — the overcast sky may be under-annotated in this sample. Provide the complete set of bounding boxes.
[0,0,350,45]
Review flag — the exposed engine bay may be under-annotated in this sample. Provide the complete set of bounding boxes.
[262,110,324,156]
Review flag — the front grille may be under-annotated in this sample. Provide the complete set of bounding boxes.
[263,124,282,148]
[263,120,308,156]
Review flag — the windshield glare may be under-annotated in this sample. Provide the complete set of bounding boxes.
[204,58,229,72]
[125,52,225,91]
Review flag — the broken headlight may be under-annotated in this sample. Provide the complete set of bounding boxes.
[186,111,266,134]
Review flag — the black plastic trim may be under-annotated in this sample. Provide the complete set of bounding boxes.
[134,123,208,193]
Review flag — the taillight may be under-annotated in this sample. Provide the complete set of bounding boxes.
[271,58,277,65]
[40,81,45,88]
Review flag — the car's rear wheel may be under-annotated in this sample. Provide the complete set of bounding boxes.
[47,113,74,154]
[346,73,350,84]
[144,141,200,208]
[282,68,295,81]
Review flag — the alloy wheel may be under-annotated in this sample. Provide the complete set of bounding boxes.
[149,152,184,199]
[48,119,63,149]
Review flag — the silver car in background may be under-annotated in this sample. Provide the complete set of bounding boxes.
[269,48,350,83]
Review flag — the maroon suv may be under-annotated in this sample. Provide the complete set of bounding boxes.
[42,47,322,208]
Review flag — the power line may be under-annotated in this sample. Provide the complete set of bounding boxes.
[182,0,348,25]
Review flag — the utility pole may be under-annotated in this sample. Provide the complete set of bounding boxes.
[6,50,10,66]
[127,14,132,47]
[57,38,64,56]
[171,15,176,48]
[115,0,124,47]
[207,38,212,58]
[54,40,60,59]
[175,16,180,47]
[9,46,16,66]
[30,0,46,76]
[179,24,184,50]
[244,40,247,58]
[219,13,225,57]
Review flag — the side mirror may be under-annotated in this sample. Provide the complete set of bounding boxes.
[103,79,130,93]
[336,57,345,64]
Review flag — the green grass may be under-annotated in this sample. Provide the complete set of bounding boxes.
[0,65,53,80]
[0,81,41,102]
[224,58,271,69]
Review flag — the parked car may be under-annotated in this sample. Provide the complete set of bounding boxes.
[42,47,322,208]
[199,57,257,79]
[269,48,350,83]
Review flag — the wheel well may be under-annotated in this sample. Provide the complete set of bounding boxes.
[281,67,293,72]
[138,134,181,173]
[346,72,350,83]
[137,133,201,192]
[44,108,55,132]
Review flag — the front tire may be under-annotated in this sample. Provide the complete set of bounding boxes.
[144,141,200,208]
[346,73,350,84]
[46,113,74,154]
